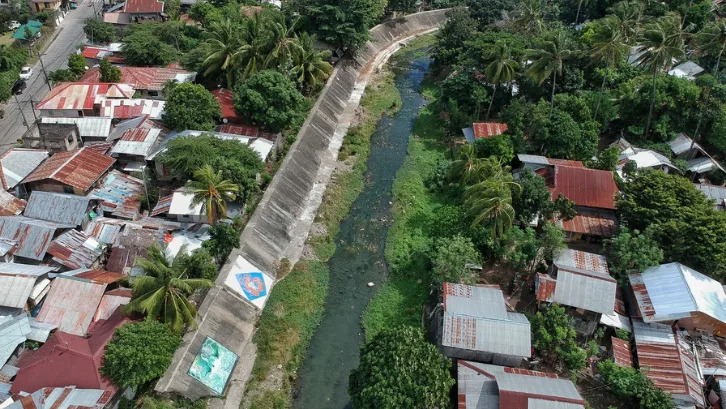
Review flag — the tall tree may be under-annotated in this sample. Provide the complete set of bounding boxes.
[527,31,572,116]
[691,20,726,157]
[123,245,214,332]
[449,145,499,186]
[302,0,375,50]
[237,11,271,83]
[635,13,686,140]
[575,0,589,26]
[483,42,519,120]
[185,165,239,224]
[201,18,244,89]
[465,170,521,238]
[291,32,333,94]
[99,58,121,82]
[162,83,221,131]
[511,0,545,36]
[590,15,630,120]
[264,16,301,69]
[608,0,644,44]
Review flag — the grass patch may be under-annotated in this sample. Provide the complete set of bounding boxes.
[243,260,329,408]
[308,66,402,261]
[362,62,450,338]
[0,32,13,47]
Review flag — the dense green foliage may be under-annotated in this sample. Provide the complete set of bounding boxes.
[184,165,239,224]
[598,360,677,409]
[101,321,182,388]
[176,248,218,280]
[431,235,481,284]
[0,45,27,103]
[606,227,664,283]
[531,304,588,371]
[349,326,454,409]
[295,0,380,50]
[203,223,241,263]
[84,19,116,44]
[162,83,221,131]
[99,58,121,82]
[233,70,305,132]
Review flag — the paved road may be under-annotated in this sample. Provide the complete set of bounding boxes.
[0,0,99,152]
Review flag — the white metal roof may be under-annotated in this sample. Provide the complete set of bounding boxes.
[0,315,30,367]
[517,154,550,166]
[0,149,49,191]
[40,117,113,138]
[551,269,616,315]
[0,276,36,309]
[168,191,204,217]
[110,127,161,158]
[528,400,587,409]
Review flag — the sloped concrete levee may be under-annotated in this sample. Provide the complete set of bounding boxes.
[155,9,448,408]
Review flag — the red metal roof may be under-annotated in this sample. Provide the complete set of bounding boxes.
[36,83,135,111]
[81,47,104,59]
[79,67,194,91]
[75,269,125,284]
[23,148,116,192]
[10,308,131,394]
[548,159,584,168]
[472,122,507,139]
[556,210,617,238]
[85,143,113,155]
[212,89,240,123]
[611,337,633,367]
[35,276,106,336]
[550,165,618,210]
[536,273,557,303]
[120,127,151,142]
[0,190,25,216]
[123,0,163,13]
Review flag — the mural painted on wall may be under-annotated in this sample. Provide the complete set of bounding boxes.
[188,337,238,395]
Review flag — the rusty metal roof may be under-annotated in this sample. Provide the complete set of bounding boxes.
[632,321,704,407]
[550,165,618,210]
[47,230,103,270]
[150,193,173,216]
[35,276,106,336]
[123,0,164,13]
[92,288,131,322]
[442,283,531,358]
[0,149,49,191]
[0,216,72,261]
[61,269,125,284]
[23,148,116,193]
[23,192,92,226]
[4,386,109,409]
[80,67,194,91]
[472,122,508,139]
[0,190,26,217]
[553,249,609,276]
[611,337,633,367]
[36,83,135,111]
[555,209,617,238]
[110,127,162,158]
[83,217,123,244]
[90,170,144,220]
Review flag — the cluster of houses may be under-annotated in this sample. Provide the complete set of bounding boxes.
[445,122,726,409]
[0,33,283,408]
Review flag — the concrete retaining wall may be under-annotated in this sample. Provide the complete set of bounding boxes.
[155,9,448,404]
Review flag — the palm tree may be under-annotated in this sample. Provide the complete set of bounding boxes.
[512,0,545,36]
[590,15,630,120]
[635,13,686,139]
[201,19,245,89]
[465,172,521,238]
[527,31,572,116]
[449,145,499,186]
[185,165,239,224]
[123,245,214,333]
[291,33,333,95]
[575,0,589,26]
[608,0,645,44]
[237,12,269,82]
[690,20,726,151]
[264,16,301,69]
[483,42,519,120]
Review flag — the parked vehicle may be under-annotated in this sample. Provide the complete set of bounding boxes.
[7,21,20,30]
[70,2,77,9]
[19,67,33,81]
[12,80,26,95]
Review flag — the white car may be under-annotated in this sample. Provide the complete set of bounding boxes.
[19,66,33,81]
[7,21,20,31]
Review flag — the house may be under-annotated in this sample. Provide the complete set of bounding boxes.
[669,133,725,177]
[216,124,282,150]
[84,217,125,245]
[599,288,632,332]
[212,88,240,124]
[39,117,114,143]
[90,170,146,220]
[4,386,114,409]
[0,264,56,311]
[99,98,165,120]
[536,249,617,335]
[694,183,726,211]
[59,269,125,285]
[93,288,131,322]
[0,217,72,261]
[106,227,165,275]
[80,43,125,66]
[109,127,164,169]
[122,0,165,23]
[23,191,96,227]
[632,321,705,408]
[10,307,132,394]
[0,190,26,217]
[80,66,196,99]
[35,275,106,336]
[11,20,42,41]
[611,138,680,176]
[33,120,83,151]
[630,262,726,334]
[21,147,116,195]
[461,122,508,143]
[30,0,60,12]
[36,83,135,118]
[519,154,619,241]
[0,314,31,368]
[457,361,587,409]
[0,149,49,194]
[669,61,705,80]
[167,190,205,223]
[47,229,103,270]
[432,283,531,366]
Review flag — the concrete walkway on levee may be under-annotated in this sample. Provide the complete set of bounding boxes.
[154,9,449,409]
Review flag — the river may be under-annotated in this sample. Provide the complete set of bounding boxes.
[293,50,431,409]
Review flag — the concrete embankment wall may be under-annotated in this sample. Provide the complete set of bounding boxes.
[155,9,448,404]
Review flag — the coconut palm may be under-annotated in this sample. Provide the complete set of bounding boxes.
[123,245,213,333]
[483,42,519,120]
[237,12,270,82]
[590,15,630,120]
[575,0,589,26]
[635,12,686,139]
[201,19,245,89]
[185,165,239,224]
[449,145,499,186]
[527,30,572,116]
[608,0,645,44]
[465,173,521,238]
[291,33,333,95]
[512,0,545,36]
[691,20,726,147]
[264,16,301,69]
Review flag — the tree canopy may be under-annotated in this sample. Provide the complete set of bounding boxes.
[162,83,222,131]
[233,69,305,132]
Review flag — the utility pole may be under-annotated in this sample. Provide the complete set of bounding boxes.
[38,55,51,91]
[28,95,39,123]
[13,94,29,130]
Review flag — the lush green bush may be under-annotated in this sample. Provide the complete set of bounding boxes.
[162,83,221,131]
[84,19,117,44]
[349,326,454,409]
[598,360,676,409]
[202,223,240,264]
[531,304,587,371]
[101,321,182,388]
[432,235,481,284]
[233,70,304,133]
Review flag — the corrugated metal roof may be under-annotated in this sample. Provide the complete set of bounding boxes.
[553,249,609,275]
[611,337,633,367]
[0,315,30,367]
[549,269,616,314]
[4,386,108,409]
[457,361,586,409]
[600,288,632,331]
[26,319,57,343]
[442,283,531,358]
[0,190,26,217]
[36,83,135,111]
[630,263,726,324]
[80,67,195,91]
[99,99,165,120]
[518,154,551,166]
[212,89,239,123]
[23,192,92,226]
[23,148,116,192]
[47,230,103,270]
[0,263,56,276]
[472,122,508,139]
[123,0,164,13]
[151,193,173,216]
[555,209,617,238]
[110,127,161,158]
[60,269,124,284]
[0,216,72,261]
[550,165,618,210]
[149,130,272,162]
[0,149,49,191]
[670,133,702,156]
[0,237,18,257]
[39,117,113,138]
[632,321,704,407]
[695,183,726,209]
[0,276,37,308]
[93,289,131,322]
[169,191,204,217]
[83,217,123,244]
[35,276,106,336]
[90,170,144,220]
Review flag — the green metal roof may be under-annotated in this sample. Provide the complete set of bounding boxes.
[12,20,43,40]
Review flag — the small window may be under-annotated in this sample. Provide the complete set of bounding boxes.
[63,186,74,194]
[148,91,159,97]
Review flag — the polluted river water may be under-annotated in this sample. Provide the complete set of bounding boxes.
[293,50,432,409]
